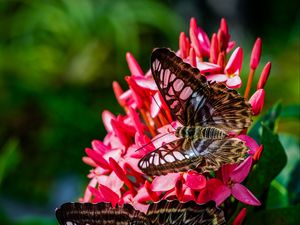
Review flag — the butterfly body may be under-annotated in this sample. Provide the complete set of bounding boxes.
[175,126,228,140]
[138,48,252,176]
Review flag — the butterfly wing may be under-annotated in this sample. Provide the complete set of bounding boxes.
[138,138,247,175]
[147,200,226,225]
[55,202,150,225]
[151,48,252,131]
[138,138,198,176]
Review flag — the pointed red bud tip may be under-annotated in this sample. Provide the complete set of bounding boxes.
[189,47,196,67]
[113,81,126,107]
[210,33,219,64]
[257,62,271,89]
[179,32,190,59]
[220,18,229,36]
[225,47,243,75]
[126,52,144,76]
[250,38,262,70]
[233,208,247,225]
[249,89,265,116]
[190,17,198,30]
[253,145,264,163]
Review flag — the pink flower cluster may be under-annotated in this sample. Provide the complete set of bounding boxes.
[80,17,271,222]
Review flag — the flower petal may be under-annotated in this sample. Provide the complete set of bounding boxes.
[134,76,157,90]
[206,74,227,82]
[249,89,265,116]
[232,183,261,206]
[197,62,222,74]
[226,75,242,88]
[237,135,259,155]
[150,92,162,118]
[184,171,206,190]
[213,183,231,205]
[225,47,243,75]
[85,148,111,170]
[231,157,253,183]
[102,110,115,133]
[126,52,144,76]
[151,173,181,192]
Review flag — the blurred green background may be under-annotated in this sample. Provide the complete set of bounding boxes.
[0,0,299,224]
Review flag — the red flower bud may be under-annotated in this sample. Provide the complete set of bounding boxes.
[179,32,190,59]
[220,18,229,36]
[217,52,225,68]
[210,33,219,64]
[249,89,265,116]
[113,81,126,107]
[250,38,262,70]
[189,47,196,67]
[257,62,271,89]
[233,208,247,225]
[253,145,264,163]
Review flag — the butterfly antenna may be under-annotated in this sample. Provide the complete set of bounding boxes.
[151,94,176,131]
[135,132,172,152]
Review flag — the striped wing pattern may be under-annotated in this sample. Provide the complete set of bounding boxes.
[56,200,226,225]
[147,200,226,225]
[138,48,251,175]
[56,202,149,225]
[138,138,246,176]
[151,48,252,131]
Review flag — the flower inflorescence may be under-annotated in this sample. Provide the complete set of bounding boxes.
[80,17,271,221]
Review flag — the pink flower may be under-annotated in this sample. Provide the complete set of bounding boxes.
[197,157,261,206]
[206,47,243,88]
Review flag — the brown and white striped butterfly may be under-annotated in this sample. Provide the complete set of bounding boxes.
[56,200,226,225]
[138,48,252,176]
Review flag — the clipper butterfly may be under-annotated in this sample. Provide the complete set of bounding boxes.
[138,48,252,176]
[56,200,226,225]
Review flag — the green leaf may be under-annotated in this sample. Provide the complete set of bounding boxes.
[280,104,300,119]
[249,101,282,142]
[247,124,287,197]
[244,204,300,225]
[266,180,289,208]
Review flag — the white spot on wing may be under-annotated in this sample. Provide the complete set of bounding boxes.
[179,86,193,100]
[173,151,185,160]
[165,154,175,162]
[173,79,184,91]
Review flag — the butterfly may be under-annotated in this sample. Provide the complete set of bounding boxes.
[56,199,226,225]
[138,48,252,176]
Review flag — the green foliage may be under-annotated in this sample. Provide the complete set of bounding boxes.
[0,138,20,185]
[0,0,182,205]
[245,204,300,225]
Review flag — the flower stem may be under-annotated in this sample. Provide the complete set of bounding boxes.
[244,68,255,99]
